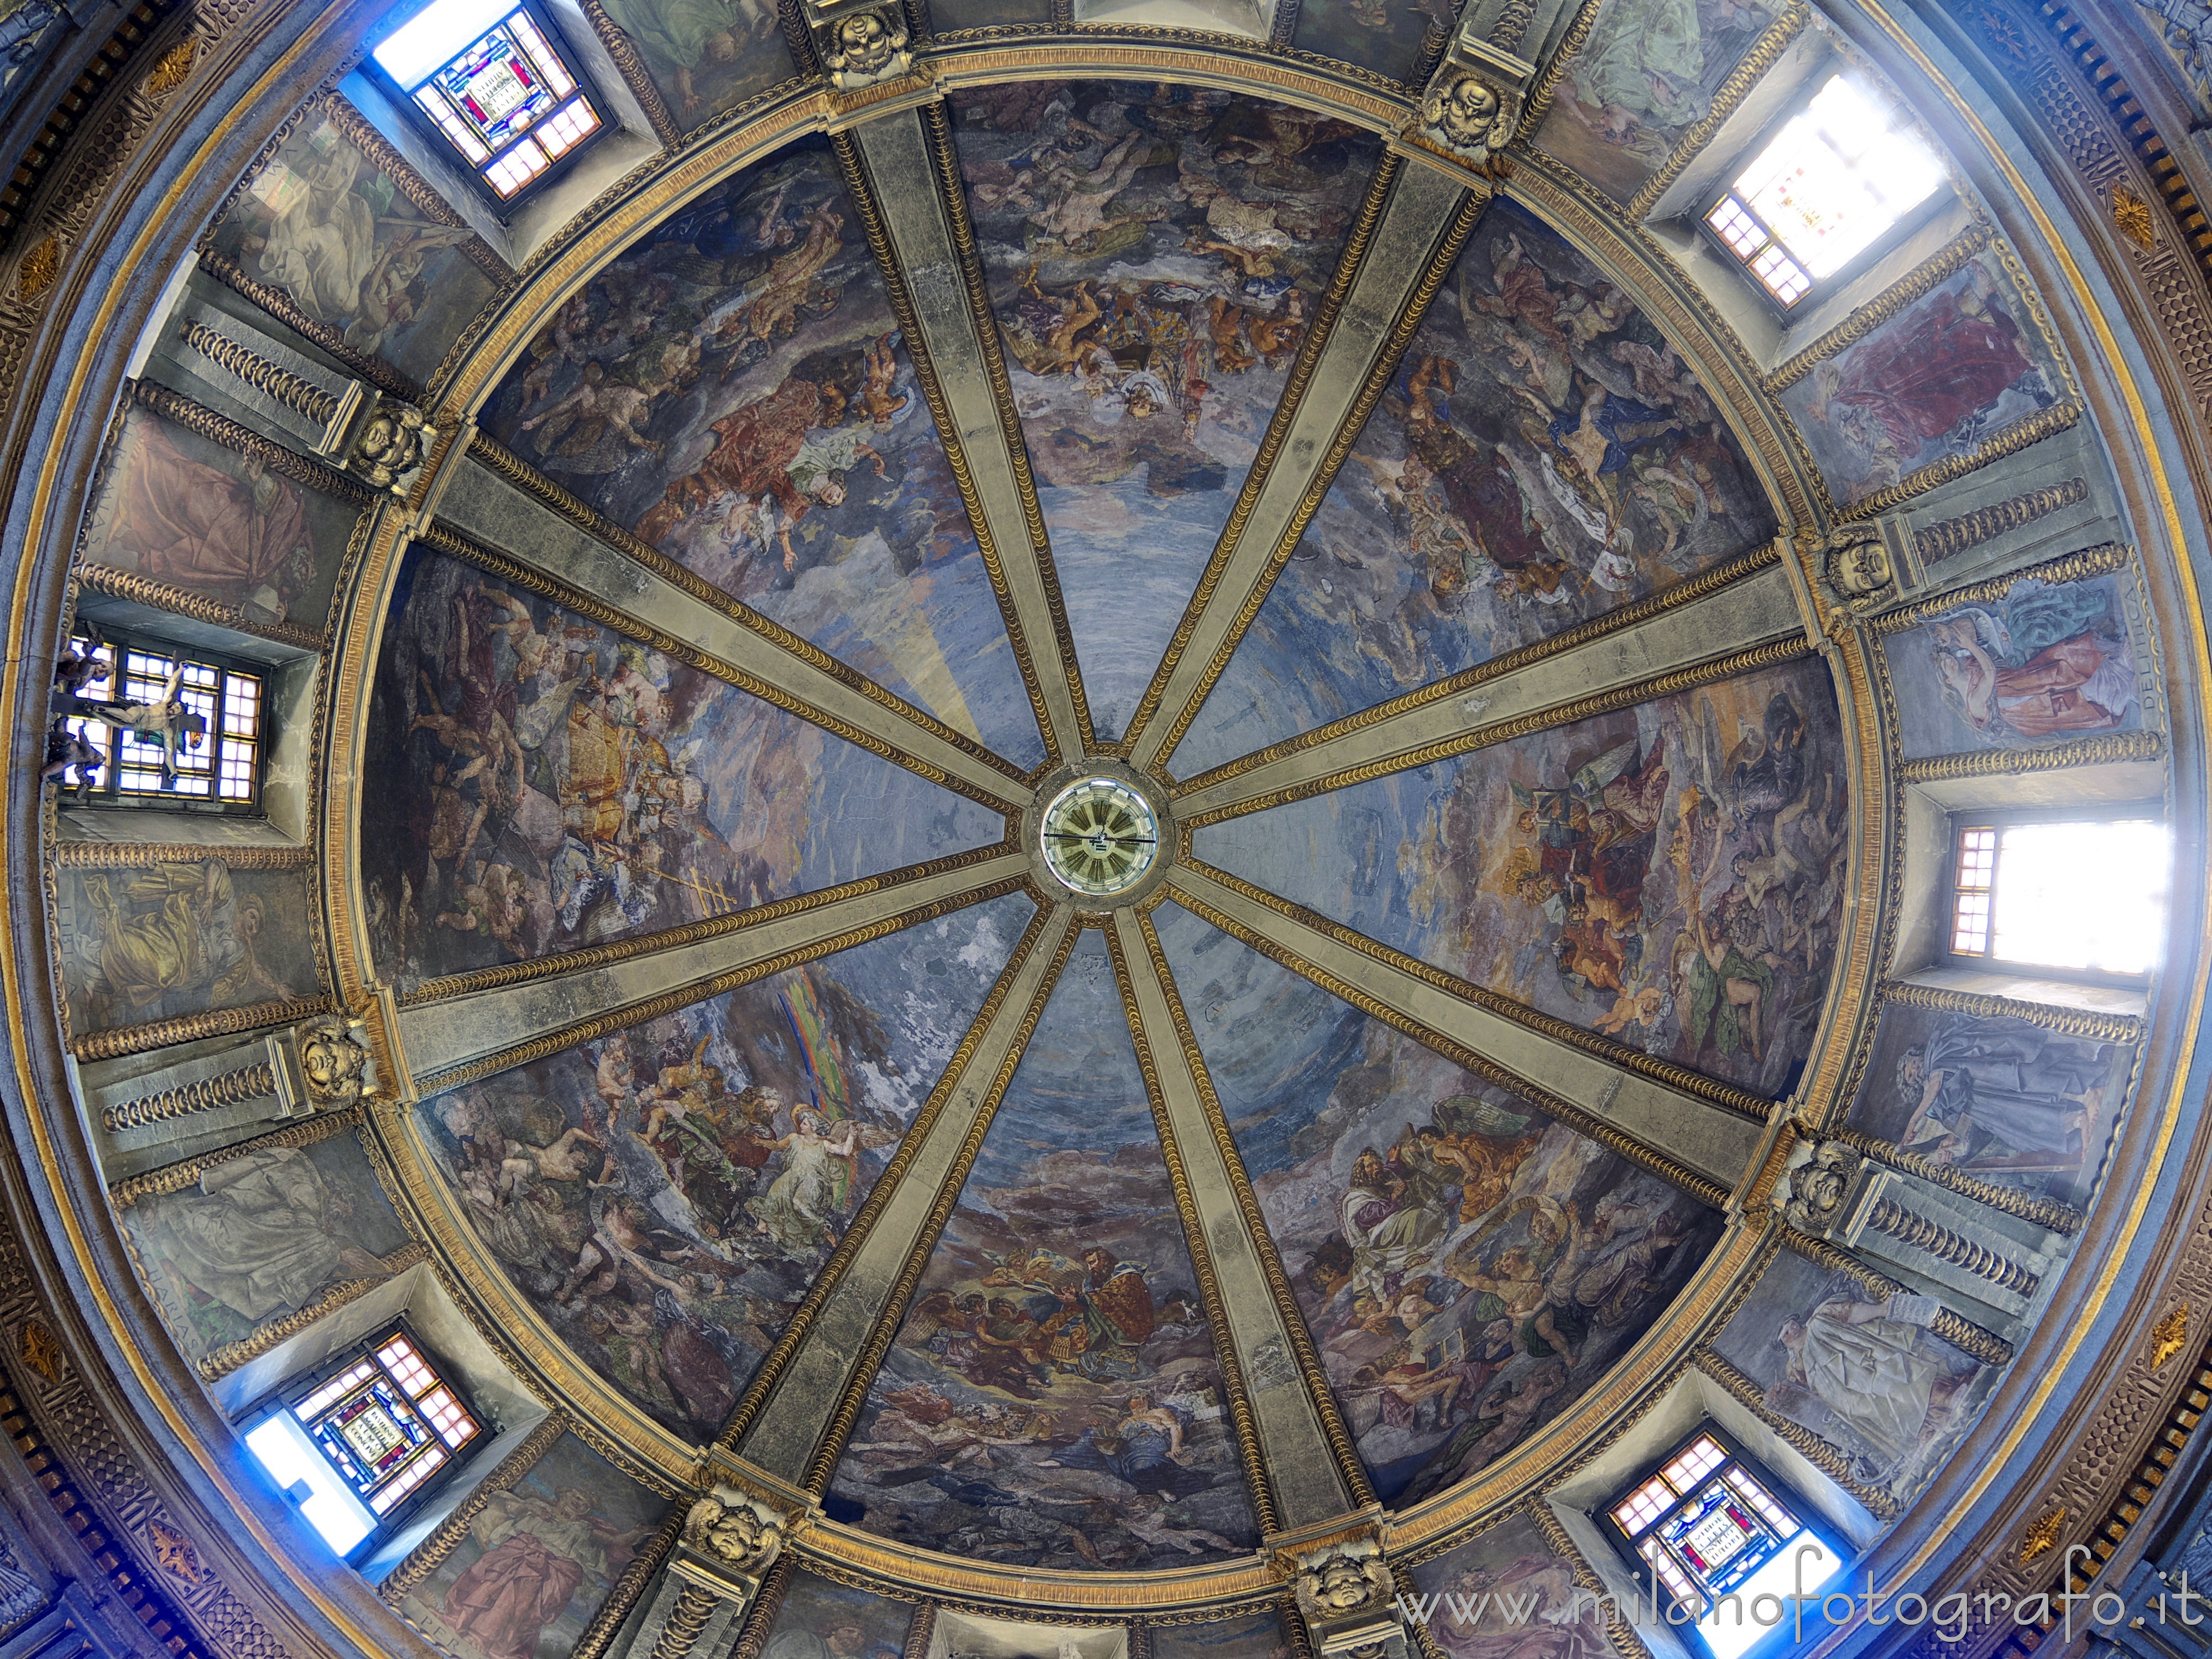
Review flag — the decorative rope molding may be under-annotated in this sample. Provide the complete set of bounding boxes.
[1763,225,1994,391]
[1870,540,2132,631]
[575,0,682,147]
[1126,912,1376,1509]
[1864,1197,2041,1295]
[1176,539,1783,794]
[827,125,1063,768]
[1515,0,1603,133]
[709,901,1057,1449]
[178,320,338,425]
[400,842,1015,1005]
[379,1412,570,1602]
[1897,727,2164,782]
[575,1505,695,1659]
[1880,977,2145,1042]
[192,248,423,405]
[101,1061,275,1133]
[129,379,376,505]
[1779,1227,2015,1365]
[1143,181,1491,767]
[1817,1124,2088,1234]
[1180,637,1813,827]
[1691,1347,1904,1519]
[76,565,328,653]
[51,840,314,868]
[196,1245,431,1380]
[1625,3,1810,222]
[1914,476,2090,566]
[1520,1500,1663,1659]
[417,521,1018,812]
[920,98,1104,754]
[799,919,1081,1493]
[716,1555,796,1659]
[318,94,518,284]
[648,1585,723,1659]
[1169,880,1733,1208]
[70,995,330,1064]
[1834,399,2085,522]
[109,1107,367,1207]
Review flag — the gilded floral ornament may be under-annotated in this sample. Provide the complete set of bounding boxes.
[147,1519,204,1587]
[15,238,58,303]
[2111,184,2157,250]
[17,1319,59,1384]
[2019,1506,2067,1564]
[2152,1303,2190,1370]
[141,39,196,98]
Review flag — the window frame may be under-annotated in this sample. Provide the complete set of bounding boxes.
[1694,72,1953,320]
[60,625,270,814]
[1942,804,2167,989]
[361,0,609,211]
[1599,1424,1845,1659]
[239,1318,489,1563]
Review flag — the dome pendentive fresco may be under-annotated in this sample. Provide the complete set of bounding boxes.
[0,0,2208,1657]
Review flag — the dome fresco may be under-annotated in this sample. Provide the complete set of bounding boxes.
[0,2,2208,1659]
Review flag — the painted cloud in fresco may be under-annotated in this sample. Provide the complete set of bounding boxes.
[828,958,1260,1569]
[1876,563,2148,760]
[1199,656,1848,1098]
[361,549,1001,992]
[478,137,1041,767]
[206,111,497,385]
[1158,909,1723,1506]
[415,895,1032,1441]
[1711,1250,1996,1507]
[394,1431,673,1659]
[1778,246,2069,511]
[1181,199,1777,774]
[1532,0,1786,204]
[949,81,1383,739]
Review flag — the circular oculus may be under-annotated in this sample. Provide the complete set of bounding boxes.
[1039,776,1160,898]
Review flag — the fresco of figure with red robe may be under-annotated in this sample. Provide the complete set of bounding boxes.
[1779,247,2068,509]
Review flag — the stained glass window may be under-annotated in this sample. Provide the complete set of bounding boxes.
[373,0,603,200]
[1604,1428,1845,1659]
[1947,814,2168,979]
[1704,75,1945,307]
[60,629,264,807]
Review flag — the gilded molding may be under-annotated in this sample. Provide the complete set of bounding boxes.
[899,1600,935,1659]
[1763,226,1995,392]
[108,1105,368,1207]
[1691,1347,1903,1520]
[1183,859,1773,1120]
[102,1060,276,1133]
[716,901,1059,1450]
[196,1244,432,1380]
[1118,153,1407,759]
[1896,727,2163,781]
[575,0,683,148]
[413,875,1030,1098]
[1512,0,1601,134]
[1777,1227,2015,1365]
[1871,540,2133,631]
[418,520,1019,812]
[70,994,331,1064]
[578,1507,696,1659]
[317,95,517,284]
[1818,1125,2087,1235]
[51,839,313,868]
[1181,637,1813,828]
[2151,1304,2190,1370]
[1130,910,1378,1509]
[827,124,1063,767]
[1913,476,2090,566]
[798,915,1080,1492]
[451,443,1030,785]
[1168,880,1731,1208]
[76,564,329,653]
[1174,539,1782,795]
[401,843,1014,1005]
[1623,3,1810,222]
[130,378,378,505]
[1104,920,1284,1533]
[917,98,1097,756]
[1879,978,2146,1043]
[787,1525,1280,1608]
[1141,181,1490,768]
[1832,398,2086,523]
[193,248,424,404]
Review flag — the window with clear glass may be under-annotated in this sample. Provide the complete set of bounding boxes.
[243,1325,484,1559]
[1947,813,2168,980]
[372,0,604,201]
[1703,75,1947,308]
[60,629,265,807]
[1603,1428,1846,1659]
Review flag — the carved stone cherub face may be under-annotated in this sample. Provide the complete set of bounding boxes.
[686,1495,782,1570]
[1422,72,1508,156]
[1306,1552,1381,1614]
[829,10,904,75]
[1780,1141,1860,1233]
[297,1015,369,1108]
[1830,531,1893,597]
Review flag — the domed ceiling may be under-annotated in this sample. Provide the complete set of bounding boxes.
[3,0,2209,1654]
